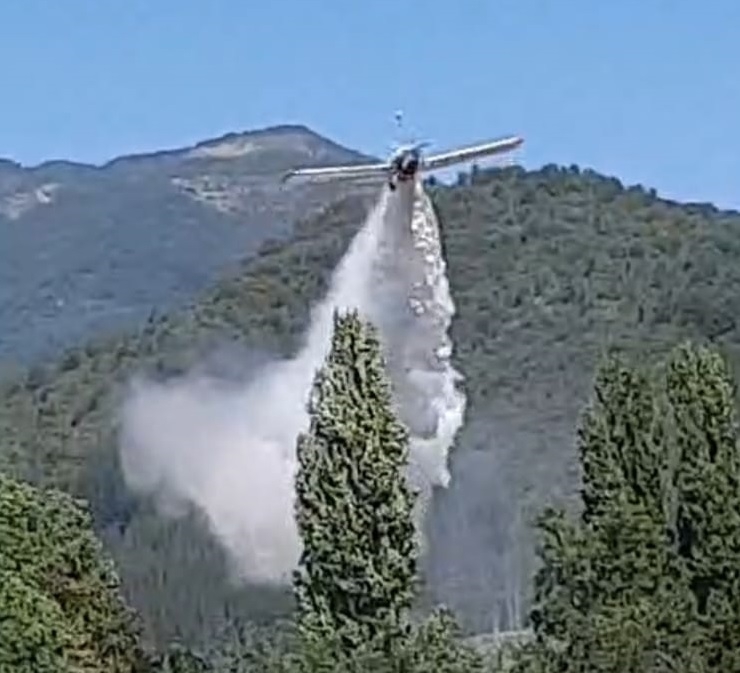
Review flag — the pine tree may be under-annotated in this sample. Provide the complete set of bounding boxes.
[292,310,418,660]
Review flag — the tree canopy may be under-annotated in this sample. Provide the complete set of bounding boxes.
[293,309,417,658]
[516,342,740,672]
[0,471,147,672]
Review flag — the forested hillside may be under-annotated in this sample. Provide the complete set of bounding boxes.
[0,125,377,363]
[2,163,740,649]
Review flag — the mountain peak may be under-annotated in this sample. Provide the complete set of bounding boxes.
[191,124,378,163]
[95,124,374,174]
[187,124,355,161]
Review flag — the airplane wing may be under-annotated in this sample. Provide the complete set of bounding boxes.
[422,136,523,172]
[282,161,389,184]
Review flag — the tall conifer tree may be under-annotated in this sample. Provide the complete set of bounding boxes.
[292,310,417,660]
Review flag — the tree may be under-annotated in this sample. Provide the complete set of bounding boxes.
[289,310,483,673]
[147,643,211,673]
[517,351,701,672]
[665,343,740,669]
[0,572,73,673]
[0,471,148,672]
[292,310,418,661]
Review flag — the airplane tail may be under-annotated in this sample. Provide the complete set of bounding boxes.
[391,110,426,152]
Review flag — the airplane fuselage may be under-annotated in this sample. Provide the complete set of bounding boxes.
[388,147,422,190]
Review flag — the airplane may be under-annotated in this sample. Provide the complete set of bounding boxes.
[282,113,523,191]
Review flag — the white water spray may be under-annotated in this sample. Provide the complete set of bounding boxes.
[118,180,466,583]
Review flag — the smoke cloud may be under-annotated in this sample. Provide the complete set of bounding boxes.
[118,181,466,584]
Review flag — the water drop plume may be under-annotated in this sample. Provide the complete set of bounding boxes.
[119,180,466,584]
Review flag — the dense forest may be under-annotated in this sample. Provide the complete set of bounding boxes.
[3,163,740,657]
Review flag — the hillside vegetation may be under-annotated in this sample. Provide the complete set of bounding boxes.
[2,164,740,648]
[0,125,378,363]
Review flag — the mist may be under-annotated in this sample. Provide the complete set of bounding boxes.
[118,181,466,584]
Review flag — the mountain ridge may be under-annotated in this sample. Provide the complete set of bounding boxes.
[1,124,378,172]
[0,125,381,365]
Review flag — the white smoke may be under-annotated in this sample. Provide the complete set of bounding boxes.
[118,181,466,584]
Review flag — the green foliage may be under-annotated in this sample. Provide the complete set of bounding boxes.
[1,126,377,366]
[261,609,485,673]
[288,311,484,673]
[525,355,684,667]
[4,165,740,642]
[516,342,740,672]
[205,620,300,673]
[0,193,371,648]
[396,608,485,673]
[0,471,147,672]
[665,343,740,669]
[293,310,417,655]
[147,643,211,673]
[0,572,72,673]
[9,162,740,665]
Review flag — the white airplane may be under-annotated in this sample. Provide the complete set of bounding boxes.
[282,113,523,191]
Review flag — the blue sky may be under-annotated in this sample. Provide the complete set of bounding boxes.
[1,0,738,208]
